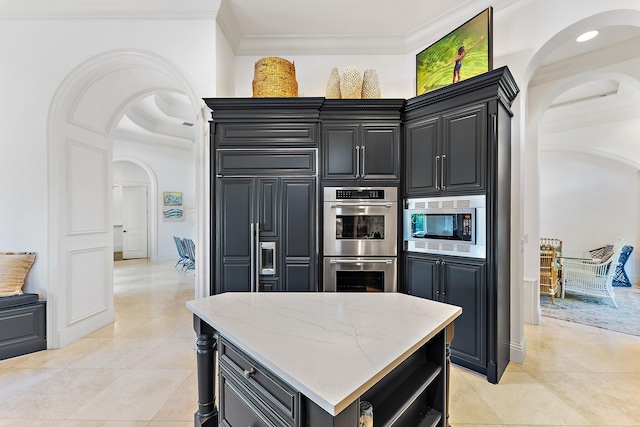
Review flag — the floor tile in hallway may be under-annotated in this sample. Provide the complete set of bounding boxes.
[0,259,638,426]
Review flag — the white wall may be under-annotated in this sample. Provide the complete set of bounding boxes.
[235,54,411,98]
[0,19,216,297]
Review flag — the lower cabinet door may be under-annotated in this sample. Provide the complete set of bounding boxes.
[442,258,486,371]
[220,369,277,427]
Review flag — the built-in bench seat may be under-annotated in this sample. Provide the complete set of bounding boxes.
[0,293,46,360]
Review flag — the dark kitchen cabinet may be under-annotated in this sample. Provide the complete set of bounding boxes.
[206,98,324,295]
[216,176,316,294]
[404,253,486,372]
[405,104,487,196]
[402,67,519,384]
[320,99,404,182]
[322,124,400,181]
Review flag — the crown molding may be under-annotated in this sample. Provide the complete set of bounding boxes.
[0,0,220,20]
[230,0,522,56]
[236,34,408,56]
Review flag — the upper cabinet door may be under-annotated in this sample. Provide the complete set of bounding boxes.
[322,124,400,181]
[361,125,399,181]
[441,104,487,194]
[404,117,440,196]
[322,125,359,179]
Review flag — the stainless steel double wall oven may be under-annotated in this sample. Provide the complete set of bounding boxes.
[323,187,398,292]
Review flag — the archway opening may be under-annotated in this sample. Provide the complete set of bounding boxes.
[47,50,207,348]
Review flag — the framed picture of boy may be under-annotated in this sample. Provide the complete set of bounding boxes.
[416,7,493,96]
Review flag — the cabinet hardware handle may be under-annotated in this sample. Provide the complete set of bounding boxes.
[361,146,366,177]
[243,367,256,379]
[330,202,393,208]
[355,146,361,178]
[436,260,441,265]
[441,154,446,190]
[435,156,440,190]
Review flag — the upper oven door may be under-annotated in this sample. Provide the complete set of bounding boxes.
[323,199,397,256]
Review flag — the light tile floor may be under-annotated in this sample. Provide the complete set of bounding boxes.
[0,259,638,426]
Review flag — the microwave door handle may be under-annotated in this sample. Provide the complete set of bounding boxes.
[435,155,440,190]
[355,146,361,178]
[361,145,365,177]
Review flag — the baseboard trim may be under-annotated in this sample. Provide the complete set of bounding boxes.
[57,308,115,348]
[510,337,526,364]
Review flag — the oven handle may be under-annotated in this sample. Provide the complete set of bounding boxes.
[329,202,394,208]
[329,259,394,264]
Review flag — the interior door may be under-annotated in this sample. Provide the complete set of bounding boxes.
[122,186,148,259]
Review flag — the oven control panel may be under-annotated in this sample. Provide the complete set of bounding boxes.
[329,187,395,201]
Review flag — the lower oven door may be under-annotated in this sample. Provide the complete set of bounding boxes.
[323,257,397,292]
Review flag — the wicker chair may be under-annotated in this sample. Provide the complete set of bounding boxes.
[561,237,625,308]
[540,238,562,304]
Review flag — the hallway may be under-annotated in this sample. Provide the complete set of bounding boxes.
[0,259,639,425]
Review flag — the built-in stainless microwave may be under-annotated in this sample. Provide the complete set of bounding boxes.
[404,195,486,259]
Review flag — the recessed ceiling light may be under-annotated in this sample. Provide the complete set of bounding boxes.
[576,30,599,42]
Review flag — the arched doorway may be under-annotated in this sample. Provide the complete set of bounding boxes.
[47,49,209,348]
[520,10,640,324]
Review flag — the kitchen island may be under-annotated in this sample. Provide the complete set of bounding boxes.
[187,292,461,427]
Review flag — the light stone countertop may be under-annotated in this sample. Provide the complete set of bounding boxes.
[186,292,461,416]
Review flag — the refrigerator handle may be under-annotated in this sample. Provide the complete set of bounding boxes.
[249,223,255,292]
[255,223,260,292]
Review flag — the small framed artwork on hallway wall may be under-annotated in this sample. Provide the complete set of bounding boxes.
[416,7,493,95]
[163,191,184,222]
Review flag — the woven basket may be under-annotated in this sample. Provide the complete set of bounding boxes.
[339,66,363,99]
[0,252,36,296]
[325,67,341,99]
[252,56,298,98]
[362,69,381,99]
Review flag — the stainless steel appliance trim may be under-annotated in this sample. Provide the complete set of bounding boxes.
[403,195,487,259]
[323,257,397,293]
[255,223,260,291]
[260,241,276,275]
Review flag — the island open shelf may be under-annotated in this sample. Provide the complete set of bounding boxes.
[186,292,461,427]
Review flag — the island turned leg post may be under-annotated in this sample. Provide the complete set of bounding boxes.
[193,315,218,427]
[445,323,455,427]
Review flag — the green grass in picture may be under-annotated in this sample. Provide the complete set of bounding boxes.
[416,11,489,95]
